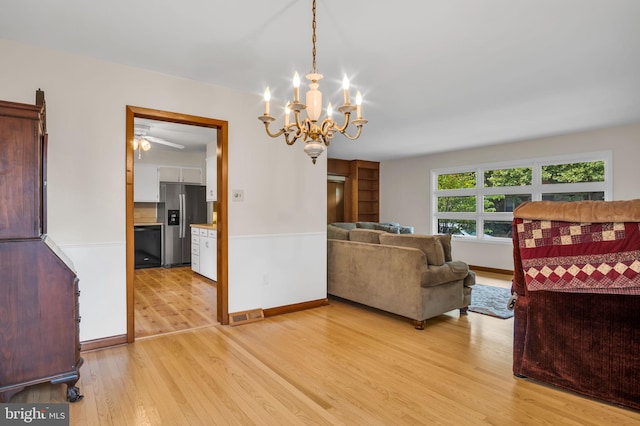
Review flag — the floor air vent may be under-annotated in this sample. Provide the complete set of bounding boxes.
[229,309,264,326]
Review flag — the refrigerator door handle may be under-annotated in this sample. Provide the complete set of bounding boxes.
[181,193,187,238]
[179,193,185,239]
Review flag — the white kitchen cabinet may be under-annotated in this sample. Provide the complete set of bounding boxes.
[181,167,202,184]
[205,155,217,201]
[190,227,200,273]
[159,166,202,184]
[190,226,217,280]
[199,230,217,281]
[134,163,160,202]
[158,166,181,182]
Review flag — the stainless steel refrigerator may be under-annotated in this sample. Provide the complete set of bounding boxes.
[158,182,207,266]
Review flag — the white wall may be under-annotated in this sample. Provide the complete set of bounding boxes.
[0,39,327,341]
[380,123,640,270]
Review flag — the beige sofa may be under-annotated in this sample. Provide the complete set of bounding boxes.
[328,226,475,329]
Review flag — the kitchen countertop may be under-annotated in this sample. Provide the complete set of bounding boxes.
[191,223,217,230]
[134,222,163,226]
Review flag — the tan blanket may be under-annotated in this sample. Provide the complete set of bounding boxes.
[514,200,640,223]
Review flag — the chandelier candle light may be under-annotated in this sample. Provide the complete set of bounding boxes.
[258,0,367,164]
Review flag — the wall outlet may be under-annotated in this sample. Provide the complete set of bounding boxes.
[232,189,244,202]
[262,274,269,286]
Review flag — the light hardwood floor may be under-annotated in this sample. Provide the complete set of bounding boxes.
[10,271,640,425]
[473,269,513,289]
[134,266,218,338]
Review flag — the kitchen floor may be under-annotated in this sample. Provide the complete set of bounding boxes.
[134,266,218,338]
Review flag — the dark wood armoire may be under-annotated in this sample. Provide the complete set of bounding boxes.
[0,91,83,403]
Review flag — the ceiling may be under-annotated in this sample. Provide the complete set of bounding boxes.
[2,0,640,161]
[134,118,215,153]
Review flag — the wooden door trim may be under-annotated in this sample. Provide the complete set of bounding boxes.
[125,106,229,343]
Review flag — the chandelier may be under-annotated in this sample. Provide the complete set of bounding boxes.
[258,0,367,164]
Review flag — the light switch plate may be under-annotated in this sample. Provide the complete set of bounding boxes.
[232,189,244,202]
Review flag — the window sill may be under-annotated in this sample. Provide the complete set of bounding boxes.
[451,235,512,245]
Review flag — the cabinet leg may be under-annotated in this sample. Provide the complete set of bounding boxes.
[0,388,24,403]
[67,385,84,403]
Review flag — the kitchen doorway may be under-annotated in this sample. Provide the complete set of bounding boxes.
[132,118,217,339]
[125,106,229,343]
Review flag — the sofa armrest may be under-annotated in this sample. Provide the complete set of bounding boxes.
[464,270,476,287]
[422,261,470,288]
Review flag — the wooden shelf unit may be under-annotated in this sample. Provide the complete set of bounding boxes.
[351,160,380,223]
[328,159,380,223]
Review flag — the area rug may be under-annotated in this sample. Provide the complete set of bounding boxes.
[468,284,514,319]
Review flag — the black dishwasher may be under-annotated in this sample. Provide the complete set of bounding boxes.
[134,225,162,269]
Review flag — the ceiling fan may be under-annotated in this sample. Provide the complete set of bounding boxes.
[133,123,186,154]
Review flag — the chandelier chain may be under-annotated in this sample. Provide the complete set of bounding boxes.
[311,0,317,73]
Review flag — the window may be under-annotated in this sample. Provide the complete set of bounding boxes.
[432,152,611,242]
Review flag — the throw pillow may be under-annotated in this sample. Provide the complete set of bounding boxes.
[330,222,356,231]
[378,221,400,227]
[355,221,377,229]
[374,223,401,234]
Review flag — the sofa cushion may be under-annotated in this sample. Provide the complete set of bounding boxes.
[327,224,350,240]
[379,234,446,266]
[349,228,386,244]
[374,223,401,234]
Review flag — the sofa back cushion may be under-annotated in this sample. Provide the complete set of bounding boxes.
[437,233,453,262]
[379,234,446,266]
[349,228,386,244]
[327,224,350,240]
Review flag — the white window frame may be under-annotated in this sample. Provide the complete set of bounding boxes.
[431,151,612,243]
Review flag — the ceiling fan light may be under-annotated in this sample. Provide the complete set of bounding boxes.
[140,139,151,151]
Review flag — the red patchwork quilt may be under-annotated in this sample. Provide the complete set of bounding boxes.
[514,218,640,294]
